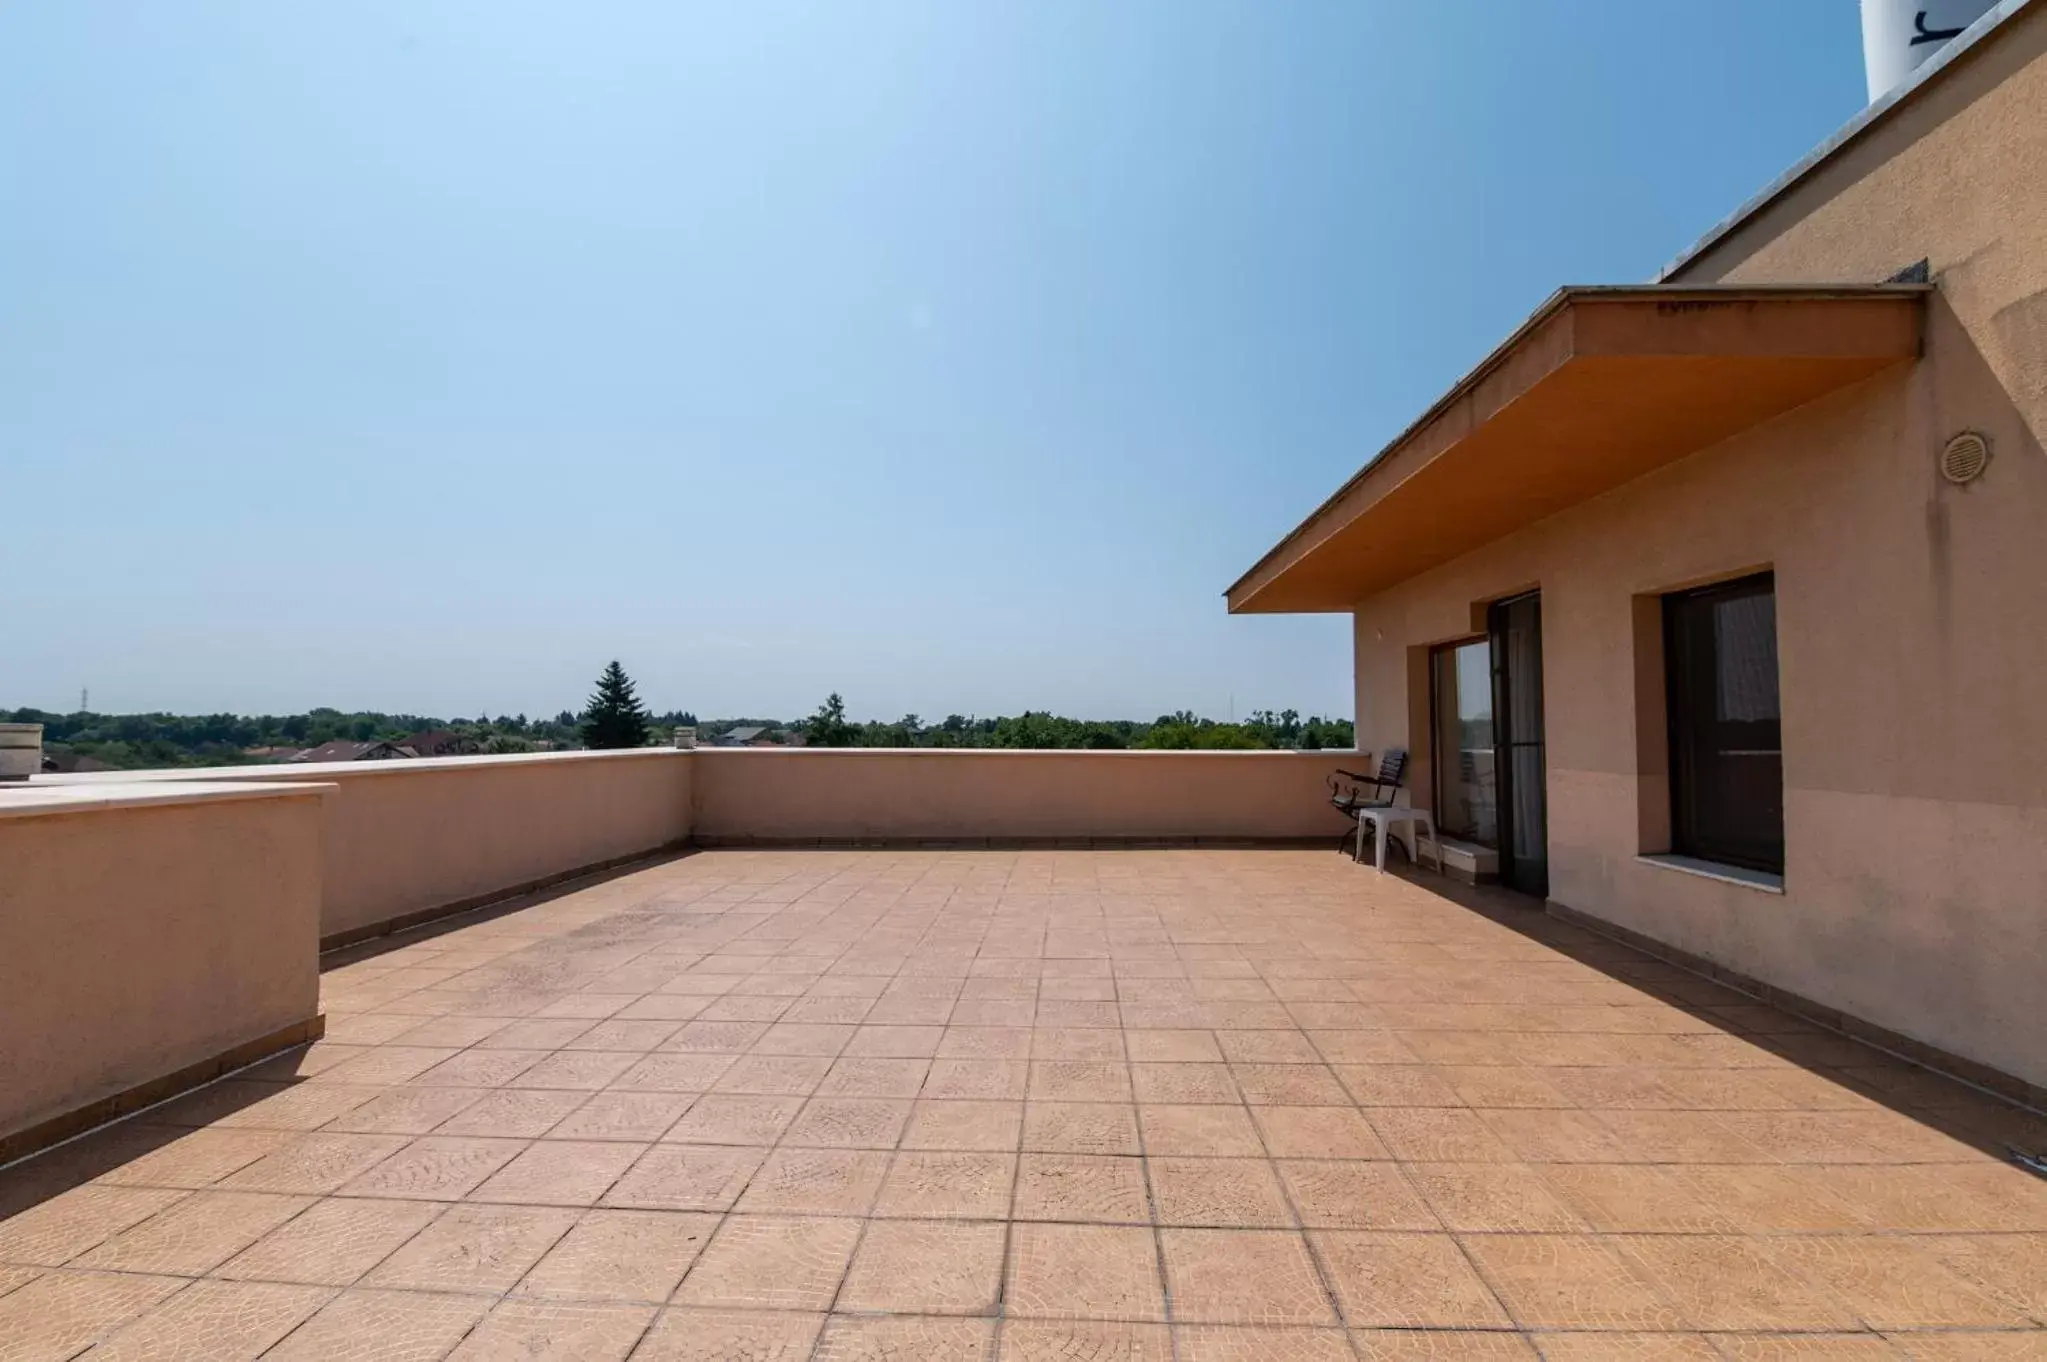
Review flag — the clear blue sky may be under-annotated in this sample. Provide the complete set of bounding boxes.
[3,3,1868,723]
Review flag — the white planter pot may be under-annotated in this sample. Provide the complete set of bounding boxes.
[672,727,697,750]
[0,723,43,781]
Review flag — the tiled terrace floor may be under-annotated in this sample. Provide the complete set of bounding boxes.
[3,850,2045,1360]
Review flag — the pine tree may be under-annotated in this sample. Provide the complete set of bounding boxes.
[580,660,651,750]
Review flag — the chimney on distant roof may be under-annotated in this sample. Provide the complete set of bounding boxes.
[1861,0,1998,101]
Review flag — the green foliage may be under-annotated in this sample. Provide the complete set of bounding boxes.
[789,697,1350,752]
[804,693,857,747]
[579,660,652,750]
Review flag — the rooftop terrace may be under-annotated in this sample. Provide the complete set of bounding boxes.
[2,847,2042,1359]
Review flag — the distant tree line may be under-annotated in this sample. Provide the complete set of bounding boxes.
[799,694,1352,751]
[6,663,1350,770]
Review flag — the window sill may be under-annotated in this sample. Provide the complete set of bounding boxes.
[1637,853,1785,894]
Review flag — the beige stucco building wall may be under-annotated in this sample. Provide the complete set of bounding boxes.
[0,787,324,1150]
[1349,7,2047,1090]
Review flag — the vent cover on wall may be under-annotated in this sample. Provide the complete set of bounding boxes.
[1940,431,1991,485]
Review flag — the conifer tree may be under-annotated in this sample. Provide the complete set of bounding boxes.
[580,660,651,749]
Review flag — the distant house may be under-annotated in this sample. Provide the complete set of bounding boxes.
[290,739,412,763]
[713,726,796,747]
[400,729,479,758]
[40,749,114,774]
[240,746,302,763]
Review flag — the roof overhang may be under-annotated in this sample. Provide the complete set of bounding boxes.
[1225,285,1927,614]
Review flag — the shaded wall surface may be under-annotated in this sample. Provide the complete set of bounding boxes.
[0,790,324,1150]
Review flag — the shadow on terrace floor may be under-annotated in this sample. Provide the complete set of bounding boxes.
[1382,858,2047,1171]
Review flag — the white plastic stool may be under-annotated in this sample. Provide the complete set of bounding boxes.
[1355,806,1440,873]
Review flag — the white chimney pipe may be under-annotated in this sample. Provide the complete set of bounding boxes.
[1862,0,1998,102]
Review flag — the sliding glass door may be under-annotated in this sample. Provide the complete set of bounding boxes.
[1429,593,1548,897]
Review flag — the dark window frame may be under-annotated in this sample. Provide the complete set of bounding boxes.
[1663,572,1785,875]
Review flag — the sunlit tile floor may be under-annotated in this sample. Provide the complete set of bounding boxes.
[2,849,2044,1360]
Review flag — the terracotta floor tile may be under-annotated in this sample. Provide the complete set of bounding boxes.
[1591,1109,1776,1163]
[664,1094,807,1145]
[603,1144,767,1211]
[261,1287,490,1362]
[1015,1153,1149,1223]
[411,1047,551,1087]
[1007,1222,1166,1321]
[73,1190,310,1275]
[362,1202,577,1292]
[1525,1334,1717,1360]
[546,1090,695,1141]
[468,1138,646,1205]
[874,1152,1016,1219]
[568,1018,685,1051]
[1458,1232,1684,1330]
[338,1135,526,1199]
[1310,1231,1512,1328]
[631,1307,824,1360]
[1921,1232,2047,1319]
[28,851,2047,1355]
[1126,1030,1225,1063]
[1149,1158,1293,1228]
[89,1278,334,1361]
[1278,1160,1438,1231]
[1803,1163,2047,1232]
[1710,1334,1905,1359]
[216,1197,439,1285]
[444,1298,654,1360]
[1132,1063,1240,1104]
[838,1218,1006,1313]
[1891,1334,2047,1360]
[211,1083,387,1131]
[1674,1165,1873,1231]
[321,1087,488,1136]
[1139,1105,1264,1157]
[1160,1228,1335,1325]
[1336,1065,1465,1108]
[1538,1164,1737,1233]
[814,1315,997,1360]
[1615,1234,1861,1331]
[1252,1106,1389,1160]
[903,1100,1024,1151]
[0,1270,187,1361]
[1765,1234,2028,1329]
[664,1020,772,1053]
[1473,1109,1630,1163]
[734,1148,889,1215]
[1035,1030,1127,1062]
[1369,1108,1523,1163]
[1310,1033,1424,1066]
[213,1132,411,1194]
[1404,1163,1585,1232]
[843,1025,947,1058]
[999,1320,1174,1361]
[925,1059,1031,1100]
[1173,1324,1356,1360]
[711,1054,834,1096]
[434,1088,591,1137]
[91,1127,293,1189]
[782,1097,913,1149]
[1025,1103,1142,1155]
[673,1215,861,1310]
[0,1186,189,1266]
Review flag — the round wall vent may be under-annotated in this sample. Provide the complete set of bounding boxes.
[1940,431,1991,485]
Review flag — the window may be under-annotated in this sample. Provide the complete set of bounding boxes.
[1664,573,1784,873]
[1430,639,1497,847]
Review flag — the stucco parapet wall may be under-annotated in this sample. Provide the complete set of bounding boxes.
[36,745,687,785]
[0,778,330,821]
